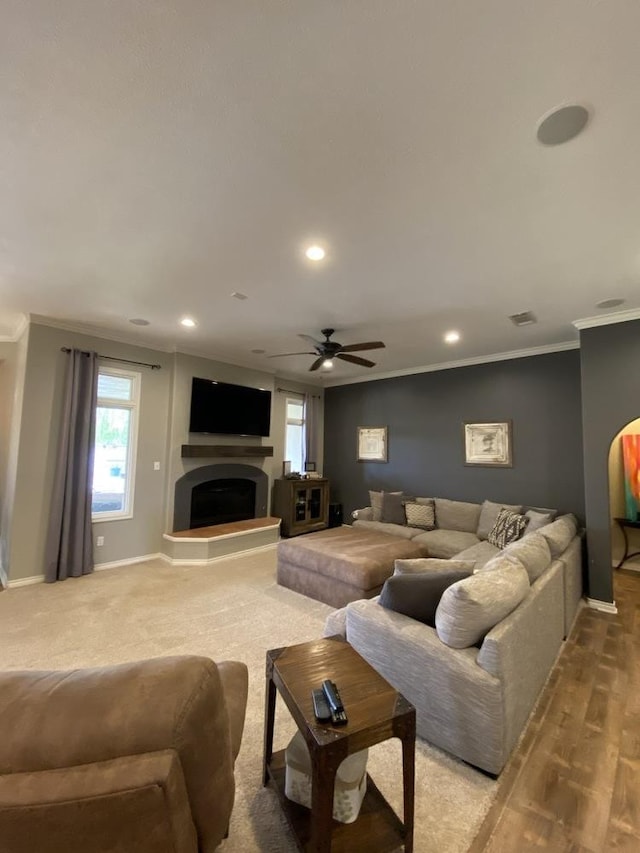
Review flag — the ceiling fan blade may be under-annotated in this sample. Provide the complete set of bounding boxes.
[339,341,386,353]
[337,353,376,368]
[309,356,326,372]
[267,351,316,358]
[298,333,324,347]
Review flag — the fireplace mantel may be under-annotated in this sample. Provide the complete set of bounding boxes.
[181,445,274,458]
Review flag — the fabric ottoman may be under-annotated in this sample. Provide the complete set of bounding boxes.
[277,526,430,608]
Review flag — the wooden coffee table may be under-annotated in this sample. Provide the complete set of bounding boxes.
[263,636,415,852]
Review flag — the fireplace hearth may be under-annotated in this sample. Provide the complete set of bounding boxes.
[173,463,268,532]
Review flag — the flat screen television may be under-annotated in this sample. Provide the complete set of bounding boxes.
[189,377,271,436]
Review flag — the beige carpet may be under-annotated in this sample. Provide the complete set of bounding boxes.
[0,548,496,851]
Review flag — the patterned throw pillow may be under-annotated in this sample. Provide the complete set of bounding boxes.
[487,508,529,549]
[404,500,436,530]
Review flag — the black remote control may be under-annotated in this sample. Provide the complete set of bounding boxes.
[312,688,332,722]
[322,680,348,725]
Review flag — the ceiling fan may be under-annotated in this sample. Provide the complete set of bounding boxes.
[268,328,385,371]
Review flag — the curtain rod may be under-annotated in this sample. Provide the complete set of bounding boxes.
[61,347,161,370]
[276,386,321,398]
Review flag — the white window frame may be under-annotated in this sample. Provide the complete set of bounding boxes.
[92,366,140,522]
[285,395,306,474]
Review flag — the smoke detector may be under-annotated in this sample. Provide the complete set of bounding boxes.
[509,311,537,327]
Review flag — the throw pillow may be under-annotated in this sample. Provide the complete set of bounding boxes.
[524,509,555,535]
[435,563,530,648]
[394,557,476,576]
[379,569,472,627]
[476,500,523,540]
[503,533,552,583]
[487,508,529,549]
[538,514,578,558]
[380,491,407,525]
[369,490,402,522]
[404,500,436,530]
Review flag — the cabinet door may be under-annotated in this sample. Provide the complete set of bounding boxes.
[293,487,308,523]
[307,487,323,522]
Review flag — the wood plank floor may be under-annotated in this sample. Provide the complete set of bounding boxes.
[470,569,640,852]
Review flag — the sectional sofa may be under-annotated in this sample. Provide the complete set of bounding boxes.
[321,497,583,774]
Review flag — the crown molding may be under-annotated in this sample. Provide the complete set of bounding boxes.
[322,340,580,388]
[573,307,640,330]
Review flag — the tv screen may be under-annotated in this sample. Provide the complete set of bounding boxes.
[189,377,271,437]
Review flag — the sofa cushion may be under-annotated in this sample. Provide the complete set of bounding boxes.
[379,569,472,627]
[403,500,436,530]
[538,514,578,558]
[353,519,423,540]
[502,532,552,582]
[412,529,481,559]
[393,557,476,575]
[487,509,529,548]
[380,491,407,525]
[435,562,530,648]
[434,498,482,533]
[524,509,556,535]
[476,500,524,540]
[455,540,501,569]
[369,490,402,522]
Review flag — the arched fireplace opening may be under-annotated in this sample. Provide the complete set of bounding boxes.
[173,463,268,532]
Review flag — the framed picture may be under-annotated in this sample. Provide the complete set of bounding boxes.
[463,421,513,467]
[282,460,292,476]
[304,461,316,472]
[357,426,388,463]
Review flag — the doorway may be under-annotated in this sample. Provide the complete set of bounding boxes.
[608,417,640,573]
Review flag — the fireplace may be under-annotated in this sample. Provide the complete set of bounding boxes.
[173,463,268,532]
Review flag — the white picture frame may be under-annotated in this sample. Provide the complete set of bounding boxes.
[357,426,388,463]
[463,421,513,467]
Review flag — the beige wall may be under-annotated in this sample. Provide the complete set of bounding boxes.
[0,328,29,581]
[608,416,640,564]
[4,321,324,582]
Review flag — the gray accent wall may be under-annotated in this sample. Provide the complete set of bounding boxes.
[580,319,640,603]
[324,349,585,524]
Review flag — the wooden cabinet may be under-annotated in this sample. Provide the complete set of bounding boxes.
[272,478,329,537]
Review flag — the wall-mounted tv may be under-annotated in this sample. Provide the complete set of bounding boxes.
[189,377,272,437]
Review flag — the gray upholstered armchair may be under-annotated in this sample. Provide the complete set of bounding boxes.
[0,655,248,853]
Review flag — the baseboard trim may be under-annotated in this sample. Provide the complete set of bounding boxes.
[7,574,46,588]
[587,597,618,614]
[94,553,164,572]
[612,560,640,573]
[162,541,278,566]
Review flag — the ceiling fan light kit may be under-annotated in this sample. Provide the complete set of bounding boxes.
[268,328,386,371]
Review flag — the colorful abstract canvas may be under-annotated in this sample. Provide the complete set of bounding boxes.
[622,434,640,520]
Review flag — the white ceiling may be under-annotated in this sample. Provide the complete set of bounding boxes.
[2,1,640,384]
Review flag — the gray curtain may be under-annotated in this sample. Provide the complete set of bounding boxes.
[44,349,99,582]
[304,393,320,471]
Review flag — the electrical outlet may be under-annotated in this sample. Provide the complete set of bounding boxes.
[96,536,104,547]
[154,461,160,470]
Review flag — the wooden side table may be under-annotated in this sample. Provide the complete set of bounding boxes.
[263,637,415,853]
[614,516,640,569]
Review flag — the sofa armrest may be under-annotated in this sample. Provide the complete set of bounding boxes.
[0,655,247,852]
[0,750,197,853]
[351,506,373,521]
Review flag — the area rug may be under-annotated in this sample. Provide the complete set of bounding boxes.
[0,549,497,851]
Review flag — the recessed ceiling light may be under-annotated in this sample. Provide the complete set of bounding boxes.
[444,330,460,344]
[128,318,150,326]
[322,358,334,368]
[536,105,589,146]
[180,317,197,328]
[305,245,326,261]
[596,297,625,310]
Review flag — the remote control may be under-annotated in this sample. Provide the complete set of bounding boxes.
[312,688,332,722]
[322,680,348,725]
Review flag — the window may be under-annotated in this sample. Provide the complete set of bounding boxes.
[285,397,305,475]
[92,368,140,520]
